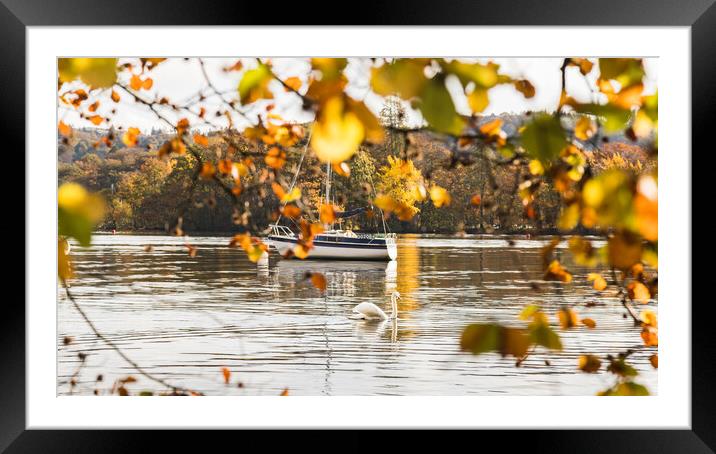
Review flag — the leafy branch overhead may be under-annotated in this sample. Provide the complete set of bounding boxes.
[57,56,658,395]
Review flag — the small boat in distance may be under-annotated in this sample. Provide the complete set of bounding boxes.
[267,142,397,261]
[269,225,397,261]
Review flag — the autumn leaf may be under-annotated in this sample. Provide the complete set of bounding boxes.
[199,162,216,180]
[308,272,327,292]
[460,323,530,358]
[122,127,140,147]
[58,237,73,280]
[557,307,579,329]
[58,121,72,137]
[265,147,286,169]
[229,233,268,263]
[587,273,607,291]
[578,355,601,373]
[58,58,118,88]
[574,116,597,140]
[544,260,572,283]
[110,90,120,102]
[320,204,336,224]
[238,63,274,104]
[280,388,289,396]
[514,79,535,98]
[429,185,451,208]
[130,74,143,90]
[520,113,567,165]
[193,134,209,147]
[89,115,104,126]
[222,367,231,384]
[627,281,651,304]
[581,318,596,329]
[649,354,658,369]
[281,204,302,219]
[416,77,466,136]
[470,194,482,206]
[58,182,106,247]
[272,182,301,203]
[598,382,649,396]
[311,96,364,163]
[283,76,302,91]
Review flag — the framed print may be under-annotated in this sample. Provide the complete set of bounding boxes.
[5,0,712,450]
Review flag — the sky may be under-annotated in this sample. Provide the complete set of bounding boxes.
[58,57,658,133]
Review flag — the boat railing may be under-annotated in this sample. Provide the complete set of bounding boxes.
[269,224,295,237]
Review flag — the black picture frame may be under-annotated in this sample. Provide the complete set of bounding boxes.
[4,0,708,450]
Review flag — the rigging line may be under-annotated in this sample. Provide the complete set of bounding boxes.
[367,171,390,235]
[274,129,312,227]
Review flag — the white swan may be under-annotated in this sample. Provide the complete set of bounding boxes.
[350,291,401,320]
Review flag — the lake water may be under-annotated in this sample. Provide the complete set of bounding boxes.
[58,233,657,396]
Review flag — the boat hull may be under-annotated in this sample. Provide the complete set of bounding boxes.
[268,235,397,261]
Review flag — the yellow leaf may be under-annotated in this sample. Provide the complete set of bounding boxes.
[544,260,572,283]
[311,96,364,163]
[429,186,451,208]
[58,58,118,88]
[587,273,607,291]
[467,88,489,113]
[574,116,597,140]
[581,318,596,328]
[58,237,73,280]
[628,281,651,304]
[122,127,140,147]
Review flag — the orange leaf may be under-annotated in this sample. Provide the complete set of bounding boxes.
[280,388,289,396]
[58,121,72,137]
[558,307,579,329]
[627,281,651,304]
[89,115,103,126]
[199,162,216,179]
[221,367,231,384]
[142,77,153,90]
[284,76,302,91]
[121,127,141,147]
[111,90,120,103]
[470,194,482,206]
[282,204,302,219]
[309,272,327,292]
[578,355,601,373]
[649,354,658,369]
[320,204,336,224]
[193,133,209,147]
[581,318,596,329]
[130,74,143,90]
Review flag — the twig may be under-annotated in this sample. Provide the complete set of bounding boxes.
[61,281,201,395]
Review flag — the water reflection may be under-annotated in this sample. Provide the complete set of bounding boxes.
[58,233,656,396]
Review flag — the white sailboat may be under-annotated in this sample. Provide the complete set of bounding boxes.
[268,152,397,261]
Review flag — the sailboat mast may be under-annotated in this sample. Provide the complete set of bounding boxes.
[325,162,331,209]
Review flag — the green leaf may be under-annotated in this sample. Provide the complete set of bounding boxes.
[574,103,631,133]
[599,382,650,396]
[238,63,273,104]
[370,59,429,100]
[528,321,563,350]
[460,323,531,358]
[417,77,465,136]
[598,58,644,89]
[441,60,501,89]
[58,206,93,247]
[460,323,500,354]
[520,113,567,164]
